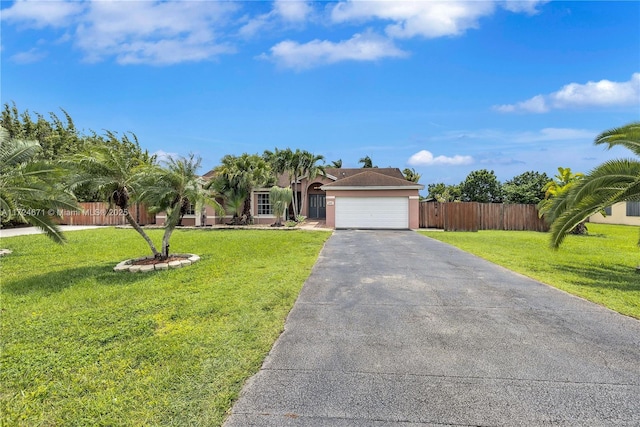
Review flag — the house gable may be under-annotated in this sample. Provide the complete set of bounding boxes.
[321,170,423,190]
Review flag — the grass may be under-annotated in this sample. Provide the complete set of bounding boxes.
[420,223,640,319]
[0,227,330,426]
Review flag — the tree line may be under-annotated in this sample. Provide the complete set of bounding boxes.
[426,169,551,205]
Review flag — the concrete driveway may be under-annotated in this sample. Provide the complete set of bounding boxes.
[224,230,640,426]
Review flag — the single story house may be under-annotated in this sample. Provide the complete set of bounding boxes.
[156,167,424,230]
[588,201,640,226]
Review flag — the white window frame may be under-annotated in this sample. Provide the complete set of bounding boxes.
[257,193,272,215]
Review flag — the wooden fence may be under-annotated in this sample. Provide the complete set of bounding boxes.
[420,202,549,232]
[56,203,156,226]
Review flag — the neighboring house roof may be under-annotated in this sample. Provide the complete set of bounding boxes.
[202,169,216,179]
[321,170,424,190]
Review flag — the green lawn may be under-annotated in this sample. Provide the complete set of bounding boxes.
[420,223,640,319]
[0,228,330,426]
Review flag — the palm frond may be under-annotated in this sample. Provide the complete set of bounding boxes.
[594,121,640,157]
[549,122,640,249]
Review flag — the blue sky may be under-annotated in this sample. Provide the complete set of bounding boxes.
[2,0,639,188]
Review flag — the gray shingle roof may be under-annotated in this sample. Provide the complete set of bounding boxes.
[322,170,422,188]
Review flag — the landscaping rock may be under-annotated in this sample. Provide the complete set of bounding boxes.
[113,254,199,273]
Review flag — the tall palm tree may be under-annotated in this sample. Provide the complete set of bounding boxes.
[140,154,222,259]
[264,148,292,181]
[298,150,326,218]
[0,128,77,243]
[359,155,374,168]
[264,148,299,216]
[548,122,640,248]
[264,148,325,219]
[70,143,160,257]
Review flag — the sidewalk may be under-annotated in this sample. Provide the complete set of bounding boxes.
[0,225,105,238]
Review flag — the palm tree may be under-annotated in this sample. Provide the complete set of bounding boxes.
[140,154,222,259]
[538,167,585,234]
[264,148,325,219]
[269,186,292,226]
[359,155,374,168]
[330,159,342,168]
[403,168,421,183]
[547,122,640,249]
[70,143,160,257]
[264,148,300,217]
[207,154,273,224]
[0,128,77,243]
[298,150,326,219]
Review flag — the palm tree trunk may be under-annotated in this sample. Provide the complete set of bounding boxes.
[161,209,183,259]
[161,226,174,259]
[292,175,299,218]
[125,211,160,258]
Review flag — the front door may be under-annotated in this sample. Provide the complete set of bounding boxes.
[308,194,326,219]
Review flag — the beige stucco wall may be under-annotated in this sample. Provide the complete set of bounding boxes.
[251,191,277,225]
[324,189,421,229]
[588,202,640,226]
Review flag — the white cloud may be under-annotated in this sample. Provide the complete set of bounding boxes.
[10,48,47,64]
[494,94,548,113]
[408,150,473,166]
[3,0,238,65]
[274,0,313,22]
[501,0,549,14]
[240,0,313,38]
[330,0,547,39]
[494,73,640,113]
[153,150,179,163]
[261,30,408,70]
[239,15,271,38]
[1,0,85,28]
[76,1,238,65]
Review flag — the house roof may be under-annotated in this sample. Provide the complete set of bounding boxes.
[324,167,405,181]
[202,169,216,179]
[321,170,424,190]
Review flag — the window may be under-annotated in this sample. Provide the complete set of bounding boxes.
[184,203,195,215]
[257,193,271,215]
[626,201,640,217]
[603,205,612,216]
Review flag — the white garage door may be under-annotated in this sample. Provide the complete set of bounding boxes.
[335,197,409,229]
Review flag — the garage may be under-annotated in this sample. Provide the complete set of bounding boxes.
[335,197,409,229]
[320,170,424,230]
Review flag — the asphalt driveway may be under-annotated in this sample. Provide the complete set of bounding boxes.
[224,230,640,426]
